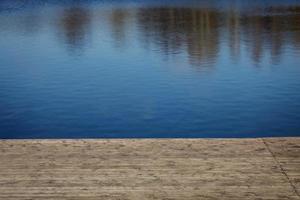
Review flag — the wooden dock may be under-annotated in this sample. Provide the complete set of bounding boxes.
[0,138,299,199]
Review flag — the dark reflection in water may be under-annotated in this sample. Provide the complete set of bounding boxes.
[58,7,91,54]
[109,9,131,48]
[137,8,221,66]
[0,0,300,138]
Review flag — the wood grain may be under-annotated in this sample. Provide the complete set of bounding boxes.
[0,138,299,200]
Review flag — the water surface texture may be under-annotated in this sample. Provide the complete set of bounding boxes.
[1,0,300,138]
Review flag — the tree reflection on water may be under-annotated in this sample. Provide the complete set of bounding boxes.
[0,0,300,67]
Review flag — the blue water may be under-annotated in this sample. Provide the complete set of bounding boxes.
[0,0,300,138]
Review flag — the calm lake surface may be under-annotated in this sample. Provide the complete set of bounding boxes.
[1,0,300,138]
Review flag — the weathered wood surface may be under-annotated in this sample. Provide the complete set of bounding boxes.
[0,138,299,200]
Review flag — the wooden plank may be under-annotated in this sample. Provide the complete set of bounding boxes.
[264,138,300,197]
[0,138,299,200]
